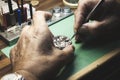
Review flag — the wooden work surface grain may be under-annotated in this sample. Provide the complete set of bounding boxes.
[0,0,65,78]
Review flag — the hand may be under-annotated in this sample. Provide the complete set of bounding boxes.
[74,0,120,42]
[10,11,74,80]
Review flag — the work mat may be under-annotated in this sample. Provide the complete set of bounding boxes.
[1,15,120,80]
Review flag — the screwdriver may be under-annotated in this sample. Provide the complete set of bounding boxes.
[70,0,104,41]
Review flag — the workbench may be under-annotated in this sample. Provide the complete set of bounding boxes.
[1,0,120,80]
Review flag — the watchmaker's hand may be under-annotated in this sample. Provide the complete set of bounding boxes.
[74,0,120,42]
[10,11,74,80]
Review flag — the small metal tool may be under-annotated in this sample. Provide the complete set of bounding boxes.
[70,0,104,40]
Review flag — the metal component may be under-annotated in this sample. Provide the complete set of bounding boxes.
[47,6,73,26]
[53,6,61,18]
[70,33,76,40]
[63,6,71,13]
[53,6,61,13]
[53,35,72,49]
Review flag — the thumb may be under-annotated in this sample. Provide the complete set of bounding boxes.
[75,20,104,42]
[62,45,75,64]
[62,45,74,55]
[81,20,102,34]
[32,11,52,30]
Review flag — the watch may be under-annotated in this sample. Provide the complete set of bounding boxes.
[53,35,72,50]
[1,72,25,80]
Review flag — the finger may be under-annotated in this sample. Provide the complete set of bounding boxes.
[9,45,17,67]
[74,10,84,33]
[32,11,52,31]
[61,45,75,64]
[76,16,120,42]
[62,45,74,55]
[76,20,103,42]
[74,0,98,33]
[30,11,54,39]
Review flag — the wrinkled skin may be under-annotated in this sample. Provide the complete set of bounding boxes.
[74,0,120,42]
[10,11,74,80]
